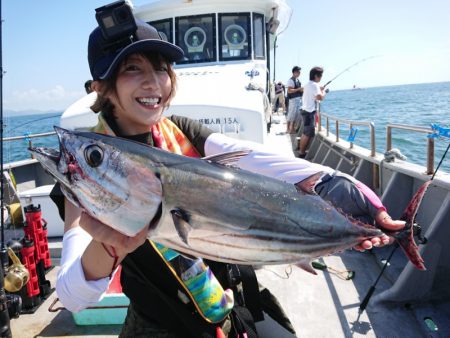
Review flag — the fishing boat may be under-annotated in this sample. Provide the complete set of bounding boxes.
[2,0,450,337]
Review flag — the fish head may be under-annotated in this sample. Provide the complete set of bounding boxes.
[29,127,163,236]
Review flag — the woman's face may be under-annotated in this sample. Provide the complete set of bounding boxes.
[106,53,172,135]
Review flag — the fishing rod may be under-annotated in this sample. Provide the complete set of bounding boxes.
[0,0,12,336]
[0,0,6,269]
[431,142,450,180]
[323,55,379,88]
[4,113,61,134]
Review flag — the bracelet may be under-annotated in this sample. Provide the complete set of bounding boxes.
[101,242,119,278]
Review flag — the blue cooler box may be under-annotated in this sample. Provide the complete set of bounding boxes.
[72,293,130,325]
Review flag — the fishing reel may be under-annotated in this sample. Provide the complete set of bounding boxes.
[412,222,427,245]
[5,295,21,319]
[4,248,29,293]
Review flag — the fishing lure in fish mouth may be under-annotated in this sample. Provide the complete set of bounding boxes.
[29,126,425,271]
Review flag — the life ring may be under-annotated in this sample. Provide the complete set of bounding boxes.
[224,24,246,50]
[184,26,206,53]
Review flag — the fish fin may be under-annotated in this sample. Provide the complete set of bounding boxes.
[295,172,325,195]
[203,150,252,166]
[384,181,431,270]
[171,209,192,246]
[295,259,317,275]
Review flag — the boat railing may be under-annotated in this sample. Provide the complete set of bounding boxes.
[318,111,376,156]
[0,121,438,174]
[3,132,56,159]
[386,123,434,175]
[317,111,437,175]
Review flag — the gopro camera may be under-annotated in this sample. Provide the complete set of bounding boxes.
[95,0,137,41]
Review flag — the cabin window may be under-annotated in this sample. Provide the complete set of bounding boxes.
[253,13,265,59]
[175,14,216,64]
[149,19,174,43]
[218,13,251,61]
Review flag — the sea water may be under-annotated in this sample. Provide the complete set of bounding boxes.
[3,81,450,172]
[321,81,450,173]
[3,113,61,164]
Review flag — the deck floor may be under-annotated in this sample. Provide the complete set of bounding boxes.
[11,250,440,338]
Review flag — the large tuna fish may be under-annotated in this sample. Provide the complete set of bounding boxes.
[29,127,424,271]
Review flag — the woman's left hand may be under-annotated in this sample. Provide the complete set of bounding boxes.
[353,210,405,251]
[80,211,149,258]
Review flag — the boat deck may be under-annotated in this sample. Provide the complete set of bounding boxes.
[8,114,450,337]
[12,247,446,337]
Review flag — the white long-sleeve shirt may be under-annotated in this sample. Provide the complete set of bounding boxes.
[56,133,335,312]
[56,226,110,312]
[205,133,334,184]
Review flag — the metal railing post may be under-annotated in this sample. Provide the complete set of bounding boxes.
[349,123,354,149]
[386,126,392,151]
[28,139,33,159]
[427,137,434,175]
[335,120,339,142]
[318,112,322,132]
[369,122,375,157]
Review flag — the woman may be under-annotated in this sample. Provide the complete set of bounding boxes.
[53,17,404,338]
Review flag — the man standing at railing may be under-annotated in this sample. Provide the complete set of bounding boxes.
[298,67,326,158]
[286,66,303,134]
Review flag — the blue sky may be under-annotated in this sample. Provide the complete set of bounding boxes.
[3,0,450,112]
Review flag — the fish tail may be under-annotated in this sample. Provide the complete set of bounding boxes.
[395,226,426,270]
[395,181,432,270]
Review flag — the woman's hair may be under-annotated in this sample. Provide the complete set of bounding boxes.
[309,67,324,81]
[84,80,93,94]
[90,52,177,117]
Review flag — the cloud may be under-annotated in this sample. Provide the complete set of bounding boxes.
[5,85,85,111]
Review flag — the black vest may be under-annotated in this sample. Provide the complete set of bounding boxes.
[121,241,263,337]
[287,77,302,99]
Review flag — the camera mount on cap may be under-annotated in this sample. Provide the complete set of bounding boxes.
[95,0,137,50]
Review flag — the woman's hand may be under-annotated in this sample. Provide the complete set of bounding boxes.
[79,211,149,258]
[353,210,405,251]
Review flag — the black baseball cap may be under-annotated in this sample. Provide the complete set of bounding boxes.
[292,66,301,73]
[88,19,184,80]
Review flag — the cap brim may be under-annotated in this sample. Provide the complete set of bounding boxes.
[99,39,184,80]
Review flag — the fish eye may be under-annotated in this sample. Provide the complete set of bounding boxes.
[84,145,104,167]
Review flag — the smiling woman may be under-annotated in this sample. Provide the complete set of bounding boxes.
[49,10,291,337]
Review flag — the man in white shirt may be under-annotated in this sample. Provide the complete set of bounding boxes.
[298,67,326,158]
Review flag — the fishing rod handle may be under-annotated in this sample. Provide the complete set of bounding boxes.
[359,285,376,313]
